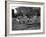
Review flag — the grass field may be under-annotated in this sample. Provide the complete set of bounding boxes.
[12,17,40,30]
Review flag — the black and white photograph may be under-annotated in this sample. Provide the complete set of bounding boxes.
[9,2,44,34]
[12,7,40,30]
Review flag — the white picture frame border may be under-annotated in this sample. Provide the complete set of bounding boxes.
[6,1,45,35]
